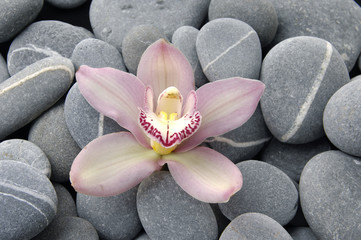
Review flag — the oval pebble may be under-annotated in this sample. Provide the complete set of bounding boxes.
[260,36,349,144]
[53,183,77,218]
[0,54,9,83]
[45,0,88,9]
[134,232,151,240]
[0,160,57,239]
[137,171,218,240]
[196,18,262,82]
[287,227,318,240]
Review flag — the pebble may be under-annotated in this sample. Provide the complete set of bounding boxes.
[0,54,9,83]
[28,101,81,183]
[45,0,89,9]
[219,160,298,226]
[0,56,74,140]
[323,79,361,157]
[300,150,361,239]
[208,0,278,47]
[219,212,292,240]
[196,18,262,82]
[0,160,57,239]
[53,183,77,218]
[137,171,218,240]
[77,187,142,240]
[172,26,208,88]
[0,0,43,43]
[260,36,349,144]
[7,20,92,75]
[134,232,151,240]
[90,0,210,50]
[261,137,332,182]
[269,0,361,71]
[33,216,99,240]
[287,227,318,240]
[0,139,51,178]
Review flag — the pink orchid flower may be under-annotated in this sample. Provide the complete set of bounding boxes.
[70,39,265,203]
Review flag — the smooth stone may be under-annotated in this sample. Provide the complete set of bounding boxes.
[260,36,349,144]
[64,83,125,148]
[219,160,298,226]
[71,38,126,71]
[300,150,361,239]
[28,102,81,182]
[0,0,43,43]
[206,105,271,163]
[210,204,231,237]
[53,183,77,218]
[89,0,210,50]
[134,232,151,240]
[261,137,332,182]
[45,0,88,9]
[0,139,51,178]
[33,216,99,240]
[287,227,318,240]
[172,26,208,88]
[0,56,74,140]
[137,171,218,240]
[323,79,361,157]
[7,20,92,75]
[219,212,293,240]
[77,187,142,240]
[208,0,278,47]
[0,160,57,239]
[0,54,9,83]
[196,18,262,82]
[122,25,165,74]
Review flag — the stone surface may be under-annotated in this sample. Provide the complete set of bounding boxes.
[287,227,318,240]
[134,232,151,240]
[300,150,361,239]
[196,18,262,82]
[219,213,293,240]
[0,54,9,83]
[0,56,74,140]
[260,36,349,144]
[323,79,361,157]
[53,183,77,218]
[0,139,51,178]
[7,20,92,75]
[0,0,43,43]
[77,187,142,240]
[219,160,298,226]
[28,101,81,182]
[45,0,88,9]
[208,0,278,47]
[0,160,57,240]
[172,26,208,87]
[137,171,218,240]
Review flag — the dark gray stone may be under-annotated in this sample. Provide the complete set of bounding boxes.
[287,227,318,240]
[208,0,278,47]
[0,0,43,43]
[172,26,208,88]
[300,150,361,239]
[0,56,74,140]
[210,204,230,237]
[137,171,218,240]
[219,160,298,226]
[260,36,349,144]
[0,54,9,83]
[122,25,165,74]
[0,160,57,240]
[0,139,51,178]
[77,187,141,240]
[45,0,88,9]
[219,213,293,240]
[323,79,361,157]
[53,183,77,218]
[7,20,92,75]
[28,102,81,183]
[196,18,262,82]
[134,232,151,240]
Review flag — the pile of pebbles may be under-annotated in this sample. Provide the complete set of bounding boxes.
[0,0,361,239]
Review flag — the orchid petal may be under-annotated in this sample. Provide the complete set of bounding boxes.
[182,90,197,116]
[161,147,242,203]
[144,86,154,112]
[177,77,265,152]
[70,132,161,197]
[76,65,149,147]
[137,39,195,102]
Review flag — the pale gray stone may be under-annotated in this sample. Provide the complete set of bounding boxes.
[287,227,318,240]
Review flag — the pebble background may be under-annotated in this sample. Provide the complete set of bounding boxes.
[0,0,361,239]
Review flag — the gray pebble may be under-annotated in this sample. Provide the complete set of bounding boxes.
[0,160,57,239]
[0,54,9,83]
[0,139,51,178]
[219,212,292,240]
[0,56,74,140]
[134,232,151,240]
[53,183,77,218]
[28,101,81,183]
[219,160,298,226]
[196,18,262,82]
[137,171,218,240]
[323,79,361,157]
[287,227,318,240]
[45,0,88,9]
[77,187,142,240]
[260,36,349,144]
[208,0,278,47]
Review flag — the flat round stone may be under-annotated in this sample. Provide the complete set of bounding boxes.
[53,183,77,219]
[287,227,318,240]
[0,54,9,83]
